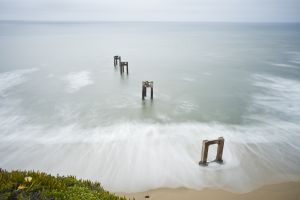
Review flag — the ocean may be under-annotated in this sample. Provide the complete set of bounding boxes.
[0,21,300,192]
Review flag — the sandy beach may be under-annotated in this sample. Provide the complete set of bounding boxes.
[117,182,300,200]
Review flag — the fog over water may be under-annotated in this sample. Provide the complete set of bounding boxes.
[0,22,300,192]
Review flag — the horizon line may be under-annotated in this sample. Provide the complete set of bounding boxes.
[1,19,300,24]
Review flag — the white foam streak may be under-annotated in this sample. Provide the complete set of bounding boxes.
[288,51,300,65]
[253,74,300,118]
[0,69,37,96]
[0,119,300,193]
[176,100,199,113]
[270,63,298,69]
[64,71,93,93]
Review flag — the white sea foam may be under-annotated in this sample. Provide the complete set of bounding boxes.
[181,77,196,82]
[269,63,298,69]
[176,100,199,113]
[288,52,300,65]
[0,68,37,96]
[252,74,300,119]
[64,71,93,93]
[0,71,300,192]
[0,120,299,193]
[0,73,300,193]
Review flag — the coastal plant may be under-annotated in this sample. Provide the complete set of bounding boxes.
[0,168,128,200]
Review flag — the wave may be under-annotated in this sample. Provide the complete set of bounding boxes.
[0,70,300,193]
[64,71,93,93]
[0,68,37,96]
[0,120,299,193]
[251,74,300,120]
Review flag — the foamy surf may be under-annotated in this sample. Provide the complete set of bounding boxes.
[0,68,300,193]
[0,68,37,96]
[0,121,299,193]
[64,71,93,93]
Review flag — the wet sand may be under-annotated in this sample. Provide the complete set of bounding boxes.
[116,182,300,200]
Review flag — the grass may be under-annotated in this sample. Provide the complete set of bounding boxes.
[0,168,128,200]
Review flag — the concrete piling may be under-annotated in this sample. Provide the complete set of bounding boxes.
[142,81,154,100]
[113,54,228,166]
[199,137,224,166]
[114,55,121,67]
[120,62,129,75]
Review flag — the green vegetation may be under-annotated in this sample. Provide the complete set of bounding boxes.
[0,168,128,200]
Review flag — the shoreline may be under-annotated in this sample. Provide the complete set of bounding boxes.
[116,182,300,200]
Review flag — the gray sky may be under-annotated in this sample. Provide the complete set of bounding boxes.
[0,0,300,22]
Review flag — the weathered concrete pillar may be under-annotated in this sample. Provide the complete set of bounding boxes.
[200,140,209,164]
[150,86,153,99]
[114,55,121,67]
[114,56,117,66]
[142,81,146,100]
[216,137,224,162]
[120,65,123,75]
[199,137,225,166]
[142,81,154,100]
[120,62,129,75]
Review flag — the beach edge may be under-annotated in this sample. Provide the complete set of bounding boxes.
[116,182,300,200]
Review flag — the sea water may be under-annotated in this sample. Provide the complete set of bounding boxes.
[0,21,300,193]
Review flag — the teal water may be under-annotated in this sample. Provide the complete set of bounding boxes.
[0,22,300,192]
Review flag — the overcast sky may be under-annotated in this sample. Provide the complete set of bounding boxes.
[0,0,300,22]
